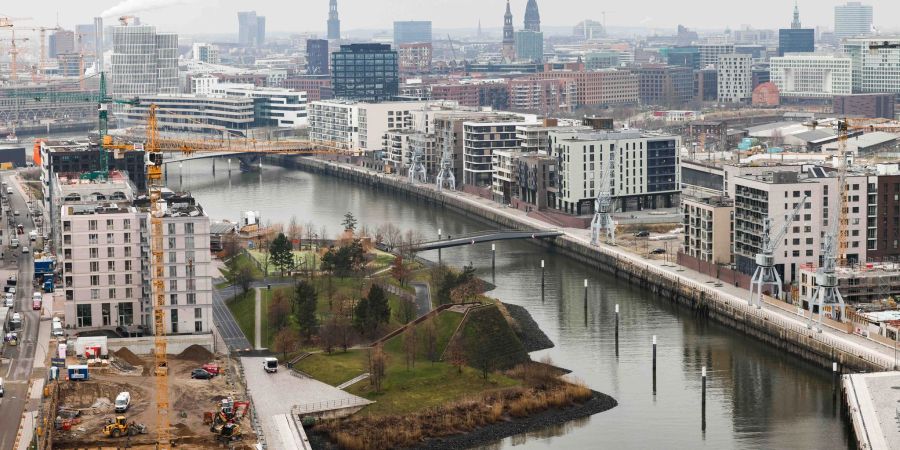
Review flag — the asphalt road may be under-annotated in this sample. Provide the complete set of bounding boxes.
[0,172,41,450]
[212,286,252,352]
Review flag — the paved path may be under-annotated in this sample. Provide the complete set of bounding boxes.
[411,282,431,317]
[319,158,900,370]
[254,288,262,350]
[241,357,369,449]
[211,287,252,352]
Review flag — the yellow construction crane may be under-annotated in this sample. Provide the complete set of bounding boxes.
[1,30,28,82]
[835,120,850,267]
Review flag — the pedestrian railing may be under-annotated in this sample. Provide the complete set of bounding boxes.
[292,397,372,415]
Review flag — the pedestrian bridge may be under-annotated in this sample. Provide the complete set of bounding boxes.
[411,230,564,251]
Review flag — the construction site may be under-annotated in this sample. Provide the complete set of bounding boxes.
[40,344,258,449]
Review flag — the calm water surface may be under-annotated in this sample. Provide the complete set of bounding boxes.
[173,159,851,450]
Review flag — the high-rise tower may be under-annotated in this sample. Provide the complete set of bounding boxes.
[791,1,801,29]
[502,0,516,61]
[327,0,341,40]
[524,0,540,32]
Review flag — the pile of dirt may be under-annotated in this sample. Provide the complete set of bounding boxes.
[175,345,213,363]
[114,347,145,367]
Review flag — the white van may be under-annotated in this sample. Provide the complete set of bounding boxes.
[4,292,12,307]
[9,238,19,248]
[263,357,278,373]
[114,392,131,412]
[52,321,64,337]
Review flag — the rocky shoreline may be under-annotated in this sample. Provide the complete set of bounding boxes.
[504,303,555,353]
[409,391,618,450]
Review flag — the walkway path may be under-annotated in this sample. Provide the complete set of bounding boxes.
[212,287,252,352]
[315,158,900,370]
[254,287,262,350]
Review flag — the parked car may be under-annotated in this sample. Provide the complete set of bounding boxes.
[114,392,131,412]
[4,292,13,307]
[650,248,666,254]
[190,368,214,380]
[202,363,220,376]
[12,210,19,216]
[634,230,650,238]
[21,246,29,254]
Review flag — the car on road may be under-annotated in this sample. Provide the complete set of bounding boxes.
[13,210,19,216]
[11,312,22,324]
[7,286,16,296]
[650,248,666,254]
[263,357,278,373]
[190,368,214,380]
[634,230,650,237]
[21,246,29,254]
[4,292,13,307]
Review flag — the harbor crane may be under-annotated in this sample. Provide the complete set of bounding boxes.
[435,128,456,191]
[408,106,428,184]
[808,122,852,331]
[749,194,807,308]
[590,149,616,246]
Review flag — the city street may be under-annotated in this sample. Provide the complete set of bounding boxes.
[0,171,43,450]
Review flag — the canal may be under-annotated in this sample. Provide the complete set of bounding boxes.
[174,159,851,450]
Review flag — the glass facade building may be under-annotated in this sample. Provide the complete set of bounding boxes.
[331,44,399,101]
[778,29,814,56]
[514,30,544,63]
[393,21,432,45]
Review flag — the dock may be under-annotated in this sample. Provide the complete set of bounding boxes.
[843,372,900,450]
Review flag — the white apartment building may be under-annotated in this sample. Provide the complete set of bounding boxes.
[834,2,873,40]
[550,129,681,214]
[842,37,900,94]
[682,195,733,265]
[463,119,537,186]
[732,167,869,285]
[155,196,213,335]
[769,55,853,99]
[308,100,428,153]
[192,43,220,64]
[61,202,144,331]
[123,95,255,136]
[717,54,752,103]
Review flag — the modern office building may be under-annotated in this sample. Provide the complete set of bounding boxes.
[463,118,537,186]
[667,47,701,70]
[550,129,681,214]
[393,21,432,45]
[769,54,852,99]
[49,30,76,58]
[306,39,330,75]
[585,51,622,70]
[331,43,399,101]
[75,24,96,53]
[327,0,341,40]
[694,68,718,102]
[843,38,900,94]
[308,100,427,153]
[515,30,544,63]
[238,11,265,47]
[110,24,178,97]
[833,93,896,119]
[122,95,255,136]
[717,54,752,103]
[93,17,104,70]
[284,75,333,101]
[524,0,541,32]
[834,2,873,40]
[431,81,510,109]
[210,84,308,128]
[502,0,516,62]
[632,64,694,108]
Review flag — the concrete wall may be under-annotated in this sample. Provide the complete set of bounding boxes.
[278,155,889,373]
[108,332,215,355]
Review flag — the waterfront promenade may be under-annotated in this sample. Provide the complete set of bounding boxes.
[301,157,900,372]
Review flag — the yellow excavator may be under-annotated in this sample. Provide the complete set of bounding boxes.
[102,416,147,438]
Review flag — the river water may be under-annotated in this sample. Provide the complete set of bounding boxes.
[173,159,851,450]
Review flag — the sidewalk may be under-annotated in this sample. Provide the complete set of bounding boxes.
[320,158,900,370]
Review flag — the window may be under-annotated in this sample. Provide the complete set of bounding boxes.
[194,307,202,319]
[90,248,99,258]
[89,220,98,231]
[125,288,133,298]
[63,234,71,245]
[169,266,177,277]
[118,302,133,326]
[169,252,177,263]
[88,233,98,244]
[108,274,116,284]
[124,247,132,257]
[108,261,116,271]
[195,320,203,333]
[90,289,100,300]
[106,219,114,229]
[170,294,178,305]
[123,219,131,229]
[187,293,196,305]
[168,223,176,234]
[124,260,132,271]
[124,274,133,284]
[124,233,131,243]
[170,309,178,334]
[107,247,115,258]
[76,304,92,327]
[90,275,100,286]
[185,237,195,249]
[109,288,116,299]
[184,223,194,235]
[169,280,177,292]
[90,261,99,272]
[168,237,176,249]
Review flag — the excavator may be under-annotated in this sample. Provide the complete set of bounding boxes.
[101,416,147,438]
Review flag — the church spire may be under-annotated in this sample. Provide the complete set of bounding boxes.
[791,1,801,29]
[524,0,541,32]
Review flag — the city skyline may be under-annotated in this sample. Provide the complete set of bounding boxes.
[3,0,899,36]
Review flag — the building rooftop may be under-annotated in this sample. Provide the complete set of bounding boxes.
[558,129,676,142]
[64,202,135,216]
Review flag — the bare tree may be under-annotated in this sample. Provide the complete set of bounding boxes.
[288,215,303,248]
[304,221,316,250]
[402,326,417,370]
[319,225,329,247]
[383,223,402,251]
[368,344,387,392]
[273,328,300,360]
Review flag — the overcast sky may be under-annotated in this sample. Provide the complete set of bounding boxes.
[1,0,898,36]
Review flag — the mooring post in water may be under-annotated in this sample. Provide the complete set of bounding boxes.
[212,158,215,175]
[437,228,442,264]
[832,362,838,395]
[615,304,620,357]
[652,335,658,396]
[178,161,183,186]
[228,158,232,176]
[701,366,707,432]
[541,259,545,288]
[584,279,588,304]
[492,243,496,272]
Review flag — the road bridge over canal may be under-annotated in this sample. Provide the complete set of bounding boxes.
[411,230,563,251]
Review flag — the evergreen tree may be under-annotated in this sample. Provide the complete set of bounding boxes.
[294,280,319,340]
[269,233,293,276]
[341,212,358,232]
